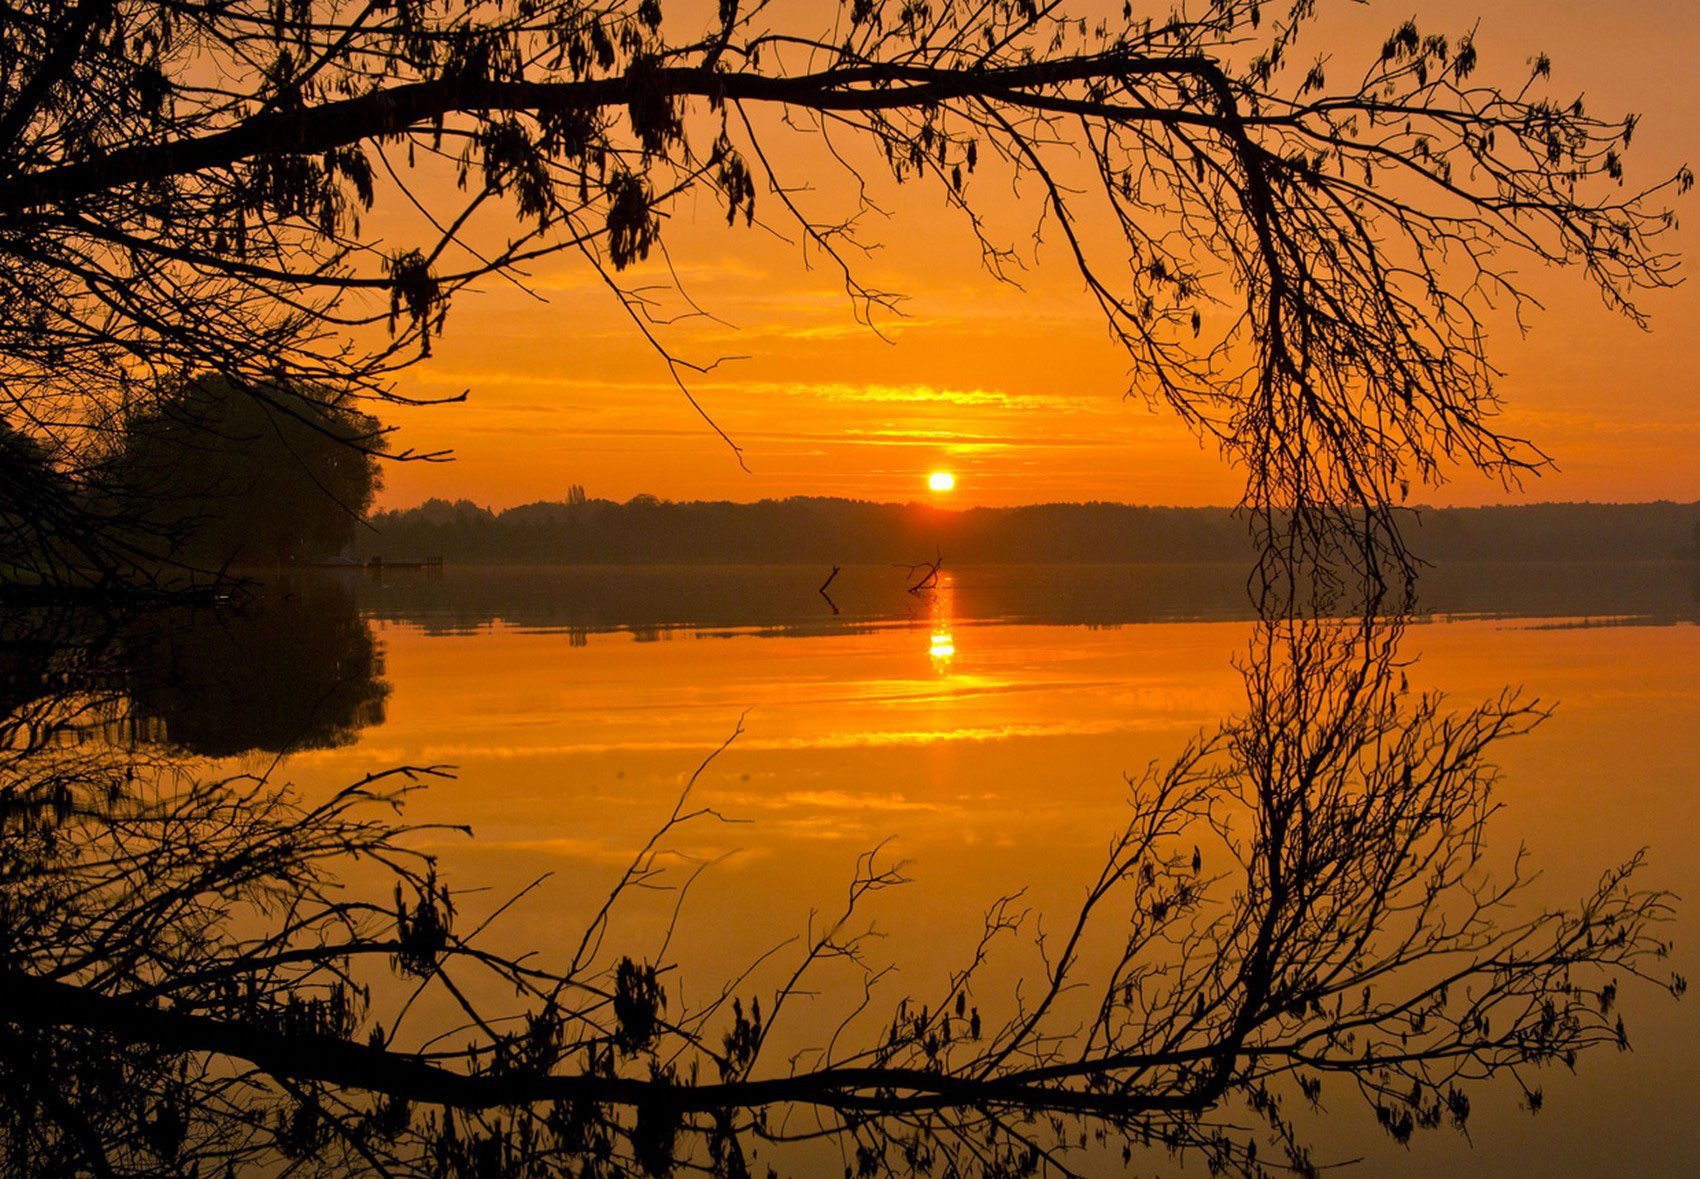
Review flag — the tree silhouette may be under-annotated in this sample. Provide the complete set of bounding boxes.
[99,373,386,569]
[0,1,1687,581]
[0,613,1679,1176]
[0,410,171,591]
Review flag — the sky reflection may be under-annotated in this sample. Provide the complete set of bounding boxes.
[214,602,1700,1175]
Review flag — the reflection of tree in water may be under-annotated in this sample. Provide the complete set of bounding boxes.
[118,578,389,757]
[0,613,1680,1176]
[0,578,388,758]
[0,609,148,768]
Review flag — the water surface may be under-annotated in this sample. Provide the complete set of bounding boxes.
[231,563,1700,1176]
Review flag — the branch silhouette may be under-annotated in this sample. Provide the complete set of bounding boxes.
[0,1,1687,584]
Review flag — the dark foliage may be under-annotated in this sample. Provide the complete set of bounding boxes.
[101,374,386,569]
[0,1,1686,582]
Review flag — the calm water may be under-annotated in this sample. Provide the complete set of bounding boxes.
[249,564,1697,1176]
[9,562,1697,1174]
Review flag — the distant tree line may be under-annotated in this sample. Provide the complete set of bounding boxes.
[354,497,1700,566]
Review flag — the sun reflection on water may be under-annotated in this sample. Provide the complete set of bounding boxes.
[925,572,957,670]
[928,631,956,662]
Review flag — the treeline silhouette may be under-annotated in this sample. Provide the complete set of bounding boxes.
[355,497,1700,566]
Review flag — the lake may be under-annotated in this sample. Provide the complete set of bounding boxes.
[6,561,1697,1175]
[271,564,1699,1175]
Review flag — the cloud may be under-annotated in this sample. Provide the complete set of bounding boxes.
[732,381,1107,415]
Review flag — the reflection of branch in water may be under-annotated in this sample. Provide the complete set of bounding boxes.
[0,620,1682,1176]
[817,565,841,616]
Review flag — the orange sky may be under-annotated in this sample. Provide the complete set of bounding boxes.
[373,0,1699,511]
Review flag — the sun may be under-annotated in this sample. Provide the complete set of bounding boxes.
[927,471,956,493]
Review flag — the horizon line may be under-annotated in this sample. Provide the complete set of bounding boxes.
[371,494,1700,514]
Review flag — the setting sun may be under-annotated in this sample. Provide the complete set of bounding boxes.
[928,471,956,493]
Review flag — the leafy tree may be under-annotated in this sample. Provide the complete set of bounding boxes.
[0,412,139,587]
[105,374,385,567]
[0,1,1686,580]
[0,416,60,575]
